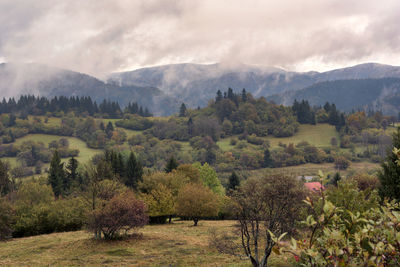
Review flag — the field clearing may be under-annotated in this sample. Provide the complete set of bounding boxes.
[217,138,236,151]
[0,220,291,267]
[265,124,339,148]
[12,134,102,163]
[250,162,380,178]
[1,157,18,167]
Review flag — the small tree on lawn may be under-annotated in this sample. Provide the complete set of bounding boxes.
[211,174,307,267]
[334,156,350,170]
[88,192,148,240]
[176,183,220,226]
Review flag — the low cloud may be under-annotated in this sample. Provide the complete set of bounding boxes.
[1,0,399,78]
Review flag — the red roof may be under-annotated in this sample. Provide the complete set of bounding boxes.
[304,182,325,192]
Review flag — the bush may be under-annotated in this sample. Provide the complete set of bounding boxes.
[176,184,220,226]
[334,156,350,170]
[88,192,148,240]
[0,198,15,240]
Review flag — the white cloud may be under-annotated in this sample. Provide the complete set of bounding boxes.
[0,0,399,77]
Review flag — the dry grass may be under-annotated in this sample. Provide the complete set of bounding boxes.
[250,162,380,178]
[0,220,294,267]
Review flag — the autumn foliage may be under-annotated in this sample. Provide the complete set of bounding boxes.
[88,192,148,239]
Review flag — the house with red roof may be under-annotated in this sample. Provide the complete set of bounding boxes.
[304,182,325,193]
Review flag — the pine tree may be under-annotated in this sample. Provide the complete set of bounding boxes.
[105,122,114,138]
[228,171,240,191]
[48,150,65,197]
[378,127,400,201]
[0,160,11,196]
[187,117,194,135]
[66,157,78,186]
[241,88,247,102]
[179,103,187,117]
[215,90,223,103]
[165,156,178,173]
[125,152,143,189]
[263,149,273,168]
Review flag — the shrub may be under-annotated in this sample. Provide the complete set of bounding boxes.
[88,192,148,239]
[176,184,220,226]
[0,198,15,240]
[334,156,350,170]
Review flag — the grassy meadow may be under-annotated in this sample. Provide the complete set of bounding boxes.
[0,220,293,267]
[13,134,102,165]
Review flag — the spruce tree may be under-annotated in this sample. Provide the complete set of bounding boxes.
[165,156,178,173]
[125,152,143,189]
[263,149,273,168]
[105,122,114,138]
[48,150,64,197]
[66,156,78,186]
[0,160,11,196]
[228,171,240,191]
[241,88,247,102]
[179,103,187,117]
[215,90,223,103]
[378,127,400,201]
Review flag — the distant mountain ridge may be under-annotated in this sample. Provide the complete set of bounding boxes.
[0,63,179,116]
[268,78,400,115]
[2,62,400,116]
[109,62,400,108]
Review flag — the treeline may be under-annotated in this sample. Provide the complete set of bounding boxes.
[0,95,152,118]
[293,99,346,130]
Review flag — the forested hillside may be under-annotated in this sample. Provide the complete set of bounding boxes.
[268,78,400,115]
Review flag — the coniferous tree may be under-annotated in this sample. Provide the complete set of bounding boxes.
[263,148,273,168]
[179,103,187,117]
[66,156,78,186]
[125,152,143,189]
[216,90,223,103]
[48,150,65,197]
[187,117,194,135]
[165,156,178,173]
[0,160,11,196]
[241,88,247,102]
[331,172,341,187]
[105,122,114,138]
[228,171,240,191]
[378,127,400,201]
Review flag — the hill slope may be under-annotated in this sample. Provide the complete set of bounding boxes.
[0,63,179,116]
[109,63,400,108]
[268,78,400,114]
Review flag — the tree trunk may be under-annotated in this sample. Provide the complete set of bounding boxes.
[193,218,198,226]
[169,215,172,224]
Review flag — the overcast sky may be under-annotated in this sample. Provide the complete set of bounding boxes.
[1,0,399,78]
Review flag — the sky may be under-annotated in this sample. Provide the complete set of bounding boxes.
[1,0,400,78]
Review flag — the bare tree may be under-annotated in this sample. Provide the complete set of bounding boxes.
[211,174,306,267]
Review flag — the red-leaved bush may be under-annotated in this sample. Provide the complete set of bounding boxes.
[88,192,148,239]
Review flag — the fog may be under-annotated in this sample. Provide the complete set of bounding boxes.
[0,0,399,78]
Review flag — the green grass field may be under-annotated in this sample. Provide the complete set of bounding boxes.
[265,124,339,148]
[217,124,340,151]
[12,134,102,164]
[0,220,291,267]
[250,162,380,178]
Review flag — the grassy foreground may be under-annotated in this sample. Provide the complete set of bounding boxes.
[0,221,292,267]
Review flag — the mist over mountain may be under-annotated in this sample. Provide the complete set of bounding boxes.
[0,63,179,116]
[2,62,400,116]
[109,62,400,108]
[268,78,400,115]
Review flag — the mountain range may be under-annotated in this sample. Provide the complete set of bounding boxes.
[2,62,400,115]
